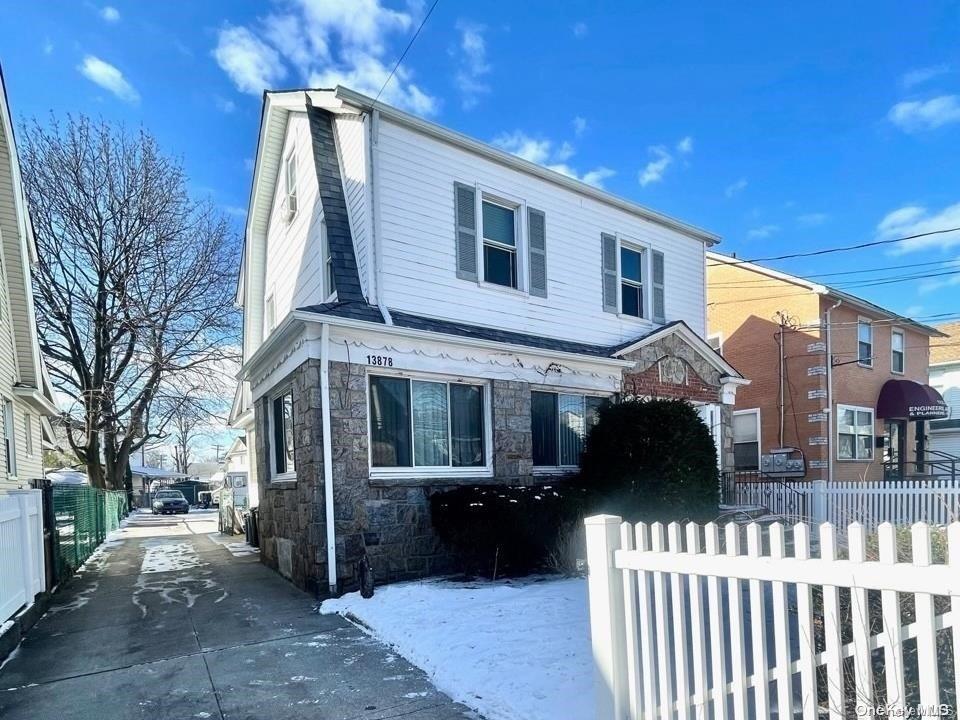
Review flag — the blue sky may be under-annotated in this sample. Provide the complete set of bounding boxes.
[2,0,959,326]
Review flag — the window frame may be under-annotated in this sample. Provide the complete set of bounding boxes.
[890,327,905,375]
[531,389,607,473]
[283,151,298,221]
[837,403,875,462]
[268,387,296,482]
[477,187,526,293]
[707,333,723,353]
[857,317,874,368]
[265,293,276,335]
[616,235,652,320]
[2,398,15,478]
[367,370,494,480]
[732,408,761,472]
[321,220,336,301]
[24,412,33,457]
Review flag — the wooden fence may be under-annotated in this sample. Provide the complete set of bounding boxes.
[730,478,960,530]
[585,515,959,719]
[0,490,45,624]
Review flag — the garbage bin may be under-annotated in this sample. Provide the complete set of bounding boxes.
[246,508,260,548]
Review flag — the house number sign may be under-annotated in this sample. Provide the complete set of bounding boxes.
[366,354,394,367]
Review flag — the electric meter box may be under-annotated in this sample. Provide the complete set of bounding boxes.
[759,448,806,478]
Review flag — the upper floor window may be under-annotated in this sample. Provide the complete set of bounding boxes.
[322,221,336,298]
[265,294,276,333]
[532,391,605,468]
[838,404,874,461]
[601,234,666,322]
[481,199,518,289]
[24,412,33,456]
[2,399,15,477]
[858,318,873,367]
[270,389,295,478]
[732,409,760,471]
[619,245,645,318]
[283,152,298,221]
[891,329,905,374]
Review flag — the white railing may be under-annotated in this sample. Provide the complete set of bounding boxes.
[585,515,960,720]
[731,478,960,529]
[0,490,45,623]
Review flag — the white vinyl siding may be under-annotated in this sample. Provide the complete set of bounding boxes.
[374,118,706,346]
[263,113,328,327]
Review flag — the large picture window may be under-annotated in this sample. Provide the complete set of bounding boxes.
[481,199,518,289]
[271,390,295,477]
[838,405,874,461]
[732,409,760,471]
[369,376,486,470]
[532,391,605,467]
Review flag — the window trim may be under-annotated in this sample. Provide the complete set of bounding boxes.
[707,333,723,353]
[321,219,336,302]
[732,407,761,472]
[283,151,298,221]
[2,397,16,478]
[836,403,875,462]
[366,369,494,480]
[531,389,608,472]
[268,387,296,482]
[24,412,33,458]
[890,327,905,375]
[616,234,652,321]
[857,317,874,368]
[477,187,526,293]
[265,293,276,334]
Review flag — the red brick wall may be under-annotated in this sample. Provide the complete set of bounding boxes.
[623,361,720,403]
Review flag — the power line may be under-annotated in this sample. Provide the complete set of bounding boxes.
[373,0,441,106]
[708,258,960,288]
[707,226,960,267]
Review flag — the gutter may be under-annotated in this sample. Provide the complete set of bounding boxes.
[319,323,337,595]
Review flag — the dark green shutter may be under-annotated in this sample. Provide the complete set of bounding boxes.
[454,182,478,281]
[601,233,618,313]
[652,250,665,323]
[527,208,547,298]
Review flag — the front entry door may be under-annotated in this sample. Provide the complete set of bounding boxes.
[884,419,907,480]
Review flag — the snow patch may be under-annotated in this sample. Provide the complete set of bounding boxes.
[132,570,226,617]
[321,577,592,720]
[140,540,205,573]
[46,581,99,614]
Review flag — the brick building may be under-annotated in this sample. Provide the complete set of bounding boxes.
[707,252,947,483]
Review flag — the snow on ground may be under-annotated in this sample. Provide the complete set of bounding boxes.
[321,577,593,720]
[140,539,205,573]
[206,533,259,558]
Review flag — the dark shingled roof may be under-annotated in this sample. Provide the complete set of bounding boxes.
[306,105,366,305]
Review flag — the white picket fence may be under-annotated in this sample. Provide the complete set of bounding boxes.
[731,478,960,530]
[585,515,960,720]
[0,490,45,623]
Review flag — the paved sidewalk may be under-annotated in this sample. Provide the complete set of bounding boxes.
[0,509,473,720]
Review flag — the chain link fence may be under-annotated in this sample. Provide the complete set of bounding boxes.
[48,484,129,580]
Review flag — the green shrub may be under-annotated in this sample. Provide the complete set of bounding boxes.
[577,398,719,523]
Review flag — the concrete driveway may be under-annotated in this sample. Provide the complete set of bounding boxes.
[0,509,473,720]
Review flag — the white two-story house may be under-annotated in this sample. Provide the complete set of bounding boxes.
[232,87,746,595]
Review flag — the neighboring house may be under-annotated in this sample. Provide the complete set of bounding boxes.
[0,66,58,492]
[707,252,947,483]
[235,87,747,595]
[222,434,252,510]
[929,321,960,459]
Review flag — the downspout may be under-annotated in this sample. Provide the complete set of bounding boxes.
[368,108,393,325]
[824,299,842,483]
[320,323,337,595]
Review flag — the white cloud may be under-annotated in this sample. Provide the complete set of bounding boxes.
[919,271,960,295]
[747,224,780,239]
[492,130,615,188]
[902,64,951,88]
[573,116,587,137]
[572,22,588,38]
[888,95,960,132]
[42,38,53,55]
[215,96,236,113]
[453,21,490,110]
[676,136,694,154]
[797,212,828,226]
[213,0,436,115]
[77,56,139,103]
[213,25,286,96]
[639,147,672,187]
[725,178,748,198]
[877,202,960,254]
[100,6,120,22]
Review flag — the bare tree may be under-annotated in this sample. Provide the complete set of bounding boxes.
[20,116,240,490]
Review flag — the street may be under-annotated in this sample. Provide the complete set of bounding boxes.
[0,510,473,720]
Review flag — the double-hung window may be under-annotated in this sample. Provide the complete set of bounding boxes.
[369,376,487,471]
[858,318,873,367]
[2,399,15,477]
[838,405,874,461]
[619,245,644,318]
[321,220,336,298]
[891,329,905,374]
[270,390,295,478]
[732,409,760,471]
[531,391,605,468]
[481,199,518,289]
[283,152,298,220]
[24,412,33,456]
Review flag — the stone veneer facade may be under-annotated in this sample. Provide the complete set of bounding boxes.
[256,334,733,595]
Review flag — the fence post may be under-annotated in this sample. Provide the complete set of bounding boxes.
[811,480,828,526]
[585,514,627,720]
[8,490,39,604]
